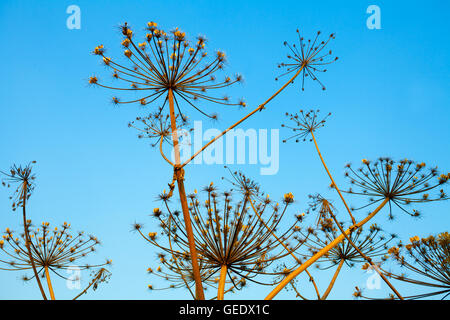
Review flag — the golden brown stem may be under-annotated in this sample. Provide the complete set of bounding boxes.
[327,208,404,299]
[217,265,227,300]
[167,89,205,300]
[321,259,344,300]
[181,66,304,168]
[22,183,48,300]
[265,198,389,300]
[311,131,403,299]
[73,268,106,300]
[311,131,356,224]
[44,266,55,300]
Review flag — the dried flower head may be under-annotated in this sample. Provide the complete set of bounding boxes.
[282,109,331,143]
[1,162,37,211]
[128,109,191,147]
[276,30,338,91]
[344,158,449,219]
[0,221,111,278]
[136,184,304,292]
[381,232,450,299]
[91,22,244,119]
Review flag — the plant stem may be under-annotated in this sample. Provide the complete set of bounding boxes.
[321,259,344,300]
[217,265,227,300]
[44,266,55,300]
[167,88,205,300]
[181,66,304,168]
[311,131,356,224]
[310,131,403,299]
[327,207,404,299]
[265,198,389,300]
[21,182,47,300]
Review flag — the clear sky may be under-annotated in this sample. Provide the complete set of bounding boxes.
[0,0,449,300]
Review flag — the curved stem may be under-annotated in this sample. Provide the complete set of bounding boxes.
[311,131,356,224]
[321,259,344,300]
[265,198,389,300]
[44,266,55,300]
[73,268,107,300]
[311,131,403,299]
[159,138,174,166]
[168,89,205,300]
[217,265,227,300]
[181,66,304,168]
[22,183,48,300]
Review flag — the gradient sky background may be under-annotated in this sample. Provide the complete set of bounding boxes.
[0,0,449,299]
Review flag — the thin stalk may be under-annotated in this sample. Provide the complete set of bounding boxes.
[321,259,344,299]
[265,198,389,300]
[181,66,305,168]
[311,131,356,224]
[311,131,403,299]
[44,266,55,300]
[217,265,227,300]
[21,182,47,300]
[73,269,105,300]
[168,88,205,300]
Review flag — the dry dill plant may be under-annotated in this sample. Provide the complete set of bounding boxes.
[376,232,450,300]
[344,158,449,220]
[91,21,248,299]
[1,162,48,299]
[0,221,112,299]
[134,181,304,300]
[91,23,337,299]
[270,113,450,299]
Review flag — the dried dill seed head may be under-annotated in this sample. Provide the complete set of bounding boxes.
[276,30,338,91]
[128,108,191,147]
[91,22,245,119]
[0,221,111,279]
[373,232,450,300]
[135,182,306,292]
[222,166,262,199]
[0,162,37,211]
[282,109,331,143]
[344,158,449,219]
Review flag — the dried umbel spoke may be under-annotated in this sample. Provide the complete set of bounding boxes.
[276,30,338,91]
[91,22,244,119]
[300,223,397,270]
[0,221,111,277]
[135,183,304,297]
[381,232,450,300]
[281,109,331,143]
[344,158,450,219]
[128,109,191,147]
[0,162,37,211]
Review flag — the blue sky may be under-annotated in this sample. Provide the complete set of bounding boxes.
[0,0,449,299]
